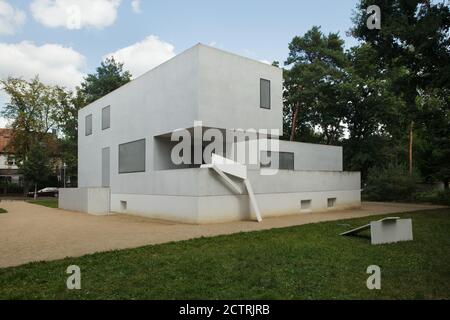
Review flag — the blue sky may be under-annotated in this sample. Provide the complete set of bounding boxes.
[0,0,361,126]
[2,0,360,73]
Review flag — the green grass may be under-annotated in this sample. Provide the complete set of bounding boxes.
[27,199,58,208]
[0,208,7,213]
[0,209,449,300]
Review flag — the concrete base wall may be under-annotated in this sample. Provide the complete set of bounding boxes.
[110,193,199,223]
[198,189,361,224]
[110,189,360,224]
[60,169,361,224]
[59,187,110,215]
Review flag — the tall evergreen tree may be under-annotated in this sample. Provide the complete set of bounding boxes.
[341,44,405,180]
[351,0,450,178]
[284,26,348,145]
[81,57,132,104]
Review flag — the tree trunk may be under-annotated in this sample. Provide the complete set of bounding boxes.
[34,183,37,200]
[290,104,299,141]
[409,121,414,176]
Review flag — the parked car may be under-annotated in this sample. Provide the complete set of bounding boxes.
[27,187,59,198]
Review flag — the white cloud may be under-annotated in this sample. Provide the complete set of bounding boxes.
[131,0,141,13]
[0,41,86,128]
[30,0,121,30]
[104,35,175,78]
[0,41,86,89]
[259,59,271,65]
[0,0,26,35]
[0,91,10,127]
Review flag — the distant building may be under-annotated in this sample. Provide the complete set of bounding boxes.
[0,128,22,186]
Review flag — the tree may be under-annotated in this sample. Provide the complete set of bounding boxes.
[341,44,405,180]
[1,76,73,192]
[284,26,348,144]
[81,57,132,104]
[415,89,450,188]
[54,89,86,186]
[0,76,62,163]
[351,0,450,176]
[19,142,53,199]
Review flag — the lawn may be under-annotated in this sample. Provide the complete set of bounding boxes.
[0,209,449,300]
[26,199,58,208]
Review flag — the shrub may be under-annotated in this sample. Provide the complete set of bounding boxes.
[363,164,417,201]
[415,189,450,206]
[0,183,24,195]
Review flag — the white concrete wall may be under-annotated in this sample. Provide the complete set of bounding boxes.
[59,187,110,215]
[96,168,360,197]
[74,43,361,224]
[197,190,361,224]
[110,193,199,224]
[109,189,360,224]
[59,188,88,212]
[78,44,283,196]
[108,169,360,223]
[231,139,343,171]
[199,169,360,196]
[78,45,200,189]
[276,140,343,171]
[198,45,283,132]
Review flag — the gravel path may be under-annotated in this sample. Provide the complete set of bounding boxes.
[0,200,443,268]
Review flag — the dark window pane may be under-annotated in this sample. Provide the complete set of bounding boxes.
[85,114,92,136]
[102,147,110,187]
[260,151,294,170]
[260,78,271,109]
[279,152,294,170]
[102,106,110,130]
[119,139,146,173]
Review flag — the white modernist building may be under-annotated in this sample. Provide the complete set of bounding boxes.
[59,44,361,224]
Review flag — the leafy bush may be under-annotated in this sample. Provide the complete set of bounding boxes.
[0,183,24,195]
[363,164,417,201]
[415,190,450,206]
[4,183,24,194]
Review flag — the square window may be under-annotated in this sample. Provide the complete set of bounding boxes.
[102,106,110,130]
[301,199,312,211]
[260,78,271,109]
[85,114,92,136]
[279,152,294,170]
[118,139,146,174]
[260,151,294,170]
[328,198,336,208]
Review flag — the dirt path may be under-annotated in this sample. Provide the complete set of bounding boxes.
[0,201,444,268]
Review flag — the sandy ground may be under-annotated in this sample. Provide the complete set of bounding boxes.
[0,200,444,268]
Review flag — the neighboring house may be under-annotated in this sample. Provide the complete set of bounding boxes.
[60,44,361,223]
[0,128,22,186]
[0,129,64,192]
